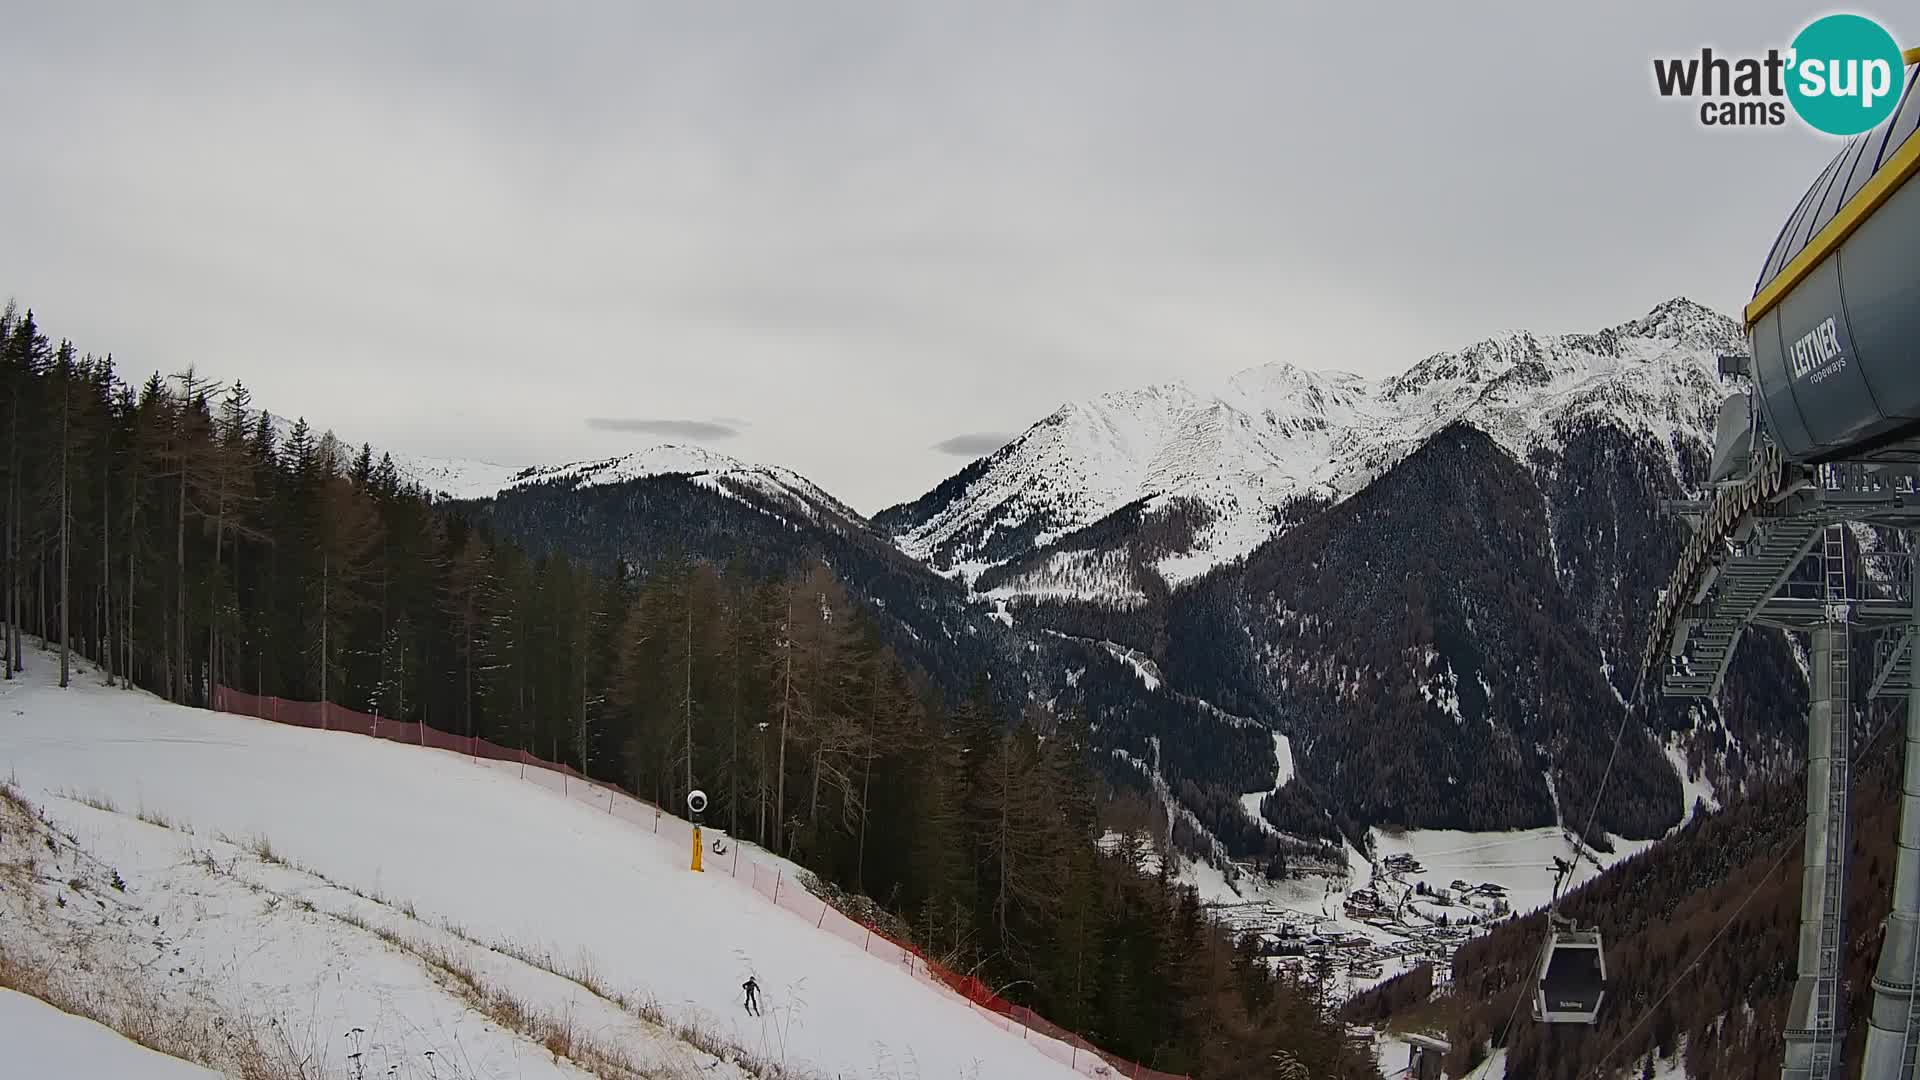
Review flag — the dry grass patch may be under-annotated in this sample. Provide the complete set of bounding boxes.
[404,937,665,1078]
[0,795,323,1080]
[249,833,286,866]
[136,804,184,832]
[0,775,32,815]
[0,944,317,1080]
[60,788,118,815]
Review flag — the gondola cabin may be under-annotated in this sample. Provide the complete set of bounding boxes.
[1533,927,1606,1025]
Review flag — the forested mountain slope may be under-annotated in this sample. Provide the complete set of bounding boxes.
[1159,421,1804,842]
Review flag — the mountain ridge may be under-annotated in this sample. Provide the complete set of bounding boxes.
[878,296,1741,602]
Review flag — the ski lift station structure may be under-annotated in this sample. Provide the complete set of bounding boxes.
[1638,50,1920,1080]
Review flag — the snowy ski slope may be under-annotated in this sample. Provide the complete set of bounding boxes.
[0,656,1089,1080]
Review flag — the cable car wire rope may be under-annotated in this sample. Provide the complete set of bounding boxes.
[1462,684,1640,1077]
[1583,707,1902,1078]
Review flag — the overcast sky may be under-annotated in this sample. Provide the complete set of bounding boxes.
[1,2,1899,512]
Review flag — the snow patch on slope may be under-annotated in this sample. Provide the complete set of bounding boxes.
[388,453,534,501]
[1101,641,1165,691]
[1665,739,1720,829]
[1239,731,1295,831]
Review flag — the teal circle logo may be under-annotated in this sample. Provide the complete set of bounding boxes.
[1786,14,1905,135]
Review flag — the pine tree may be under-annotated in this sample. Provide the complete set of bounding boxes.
[167,367,222,704]
[205,382,263,695]
[53,341,78,686]
[444,531,493,741]
[974,720,1067,956]
[311,438,380,719]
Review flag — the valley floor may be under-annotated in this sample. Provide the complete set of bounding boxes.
[1170,814,1660,1003]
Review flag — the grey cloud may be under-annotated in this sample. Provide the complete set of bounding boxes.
[587,418,742,440]
[0,1,1838,514]
[933,433,1015,457]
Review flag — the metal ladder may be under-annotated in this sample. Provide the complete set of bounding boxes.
[1810,521,1853,1080]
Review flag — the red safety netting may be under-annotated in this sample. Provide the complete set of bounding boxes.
[210,686,1189,1080]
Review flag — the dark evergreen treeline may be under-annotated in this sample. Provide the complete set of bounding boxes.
[0,304,1376,1079]
[973,494,1215,603]
[457,459,1044,729]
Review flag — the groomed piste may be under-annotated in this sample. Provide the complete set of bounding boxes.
[0,652,1113,1080]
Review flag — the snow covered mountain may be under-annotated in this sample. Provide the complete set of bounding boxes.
[242,411,859,536]
[392,443,863,527]
[878,298,1741,603]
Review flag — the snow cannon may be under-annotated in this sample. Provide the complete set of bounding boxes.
[687,789,709,873]
[1738,54,1920,466]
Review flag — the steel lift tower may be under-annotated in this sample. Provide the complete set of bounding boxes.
[1641,53,1920,1080]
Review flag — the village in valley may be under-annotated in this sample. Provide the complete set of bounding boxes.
[1159,829,1548,1010]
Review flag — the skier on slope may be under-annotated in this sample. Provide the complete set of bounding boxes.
[743,975,761,1016]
